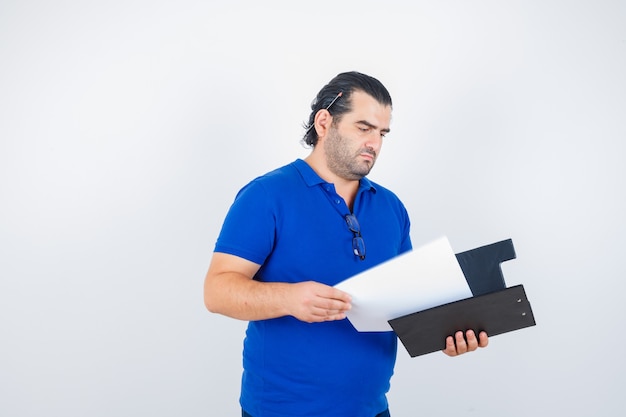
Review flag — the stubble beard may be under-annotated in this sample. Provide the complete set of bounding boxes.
[324,128,376,181]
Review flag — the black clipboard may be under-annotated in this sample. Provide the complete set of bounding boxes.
[389,284,536,357]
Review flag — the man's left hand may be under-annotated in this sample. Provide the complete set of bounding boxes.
[442,330,489,357]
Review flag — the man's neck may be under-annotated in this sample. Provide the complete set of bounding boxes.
[304,154,360,211]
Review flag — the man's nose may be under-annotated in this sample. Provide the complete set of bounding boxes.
[365,131,383,150]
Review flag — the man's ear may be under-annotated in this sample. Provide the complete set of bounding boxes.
[313,109,333,141]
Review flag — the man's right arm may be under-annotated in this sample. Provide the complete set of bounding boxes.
[203,252,352,323]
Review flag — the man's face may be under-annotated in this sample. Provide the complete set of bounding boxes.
[322,90,392,181]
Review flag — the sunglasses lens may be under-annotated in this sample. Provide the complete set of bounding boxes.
[345,215,360,232]
[345,214,366,261]
[352,236,366,259]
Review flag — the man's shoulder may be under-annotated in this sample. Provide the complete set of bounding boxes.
[234,160,306,200]
[366,177,405,203]
[246,160,301,187]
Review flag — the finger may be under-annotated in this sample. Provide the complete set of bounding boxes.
[310,306,337,317]
[465,330,478,352]
[322,309,345,318]
[442,335,458,356]
[310,306,347,321]
[324,312,347,321]
[454,331,468,354]
[321,286,352,303]
[478,331,489,347]
[328,298,352,311]
[314,295,352,312]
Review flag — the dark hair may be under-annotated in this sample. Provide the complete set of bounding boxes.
[302,71,393,147]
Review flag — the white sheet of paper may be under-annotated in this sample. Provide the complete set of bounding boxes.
[334,236,472,332]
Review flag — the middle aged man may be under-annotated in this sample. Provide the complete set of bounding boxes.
[204,71,488,417]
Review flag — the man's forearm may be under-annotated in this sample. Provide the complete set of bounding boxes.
[204,273,293,321]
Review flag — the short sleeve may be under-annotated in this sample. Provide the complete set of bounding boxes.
[214,179,276,265]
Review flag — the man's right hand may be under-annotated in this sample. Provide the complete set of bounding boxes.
[287,281,352,323]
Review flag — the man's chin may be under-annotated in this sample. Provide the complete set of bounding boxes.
[353,165,374,179]
[362,160,375,174]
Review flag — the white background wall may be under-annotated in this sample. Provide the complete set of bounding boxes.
[1,1,624,416]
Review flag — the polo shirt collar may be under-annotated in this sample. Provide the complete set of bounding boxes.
[293,158,377,193]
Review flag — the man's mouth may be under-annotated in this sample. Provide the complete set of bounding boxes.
[360,151,376,161]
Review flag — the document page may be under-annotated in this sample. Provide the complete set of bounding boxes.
[334,236,472,332]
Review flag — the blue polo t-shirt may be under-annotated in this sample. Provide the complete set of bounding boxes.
[215,159,412,417]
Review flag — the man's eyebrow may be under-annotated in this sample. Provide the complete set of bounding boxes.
[356,120,391,134]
